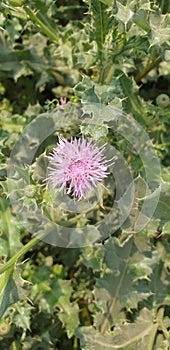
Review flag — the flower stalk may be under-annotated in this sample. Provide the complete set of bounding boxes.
[0,231,46,275]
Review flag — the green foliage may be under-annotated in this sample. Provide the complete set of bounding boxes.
[76,309,155,350]
[0,0,170,349]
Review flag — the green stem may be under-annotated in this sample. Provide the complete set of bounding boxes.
[73,335,78,350]
[11,340,21,350]
[68,204,100,224]
[156,142,170,149]
[157,306,170,340]
[134,57,162,83]
[57,5,87,11]
[146,322,158,350]
[0,231,46,275]
[146,307,165,350]
[23,5,58,42]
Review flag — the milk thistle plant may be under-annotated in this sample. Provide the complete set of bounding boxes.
[0,0,170,349]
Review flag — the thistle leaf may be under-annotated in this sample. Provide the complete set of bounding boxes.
[89,0,113,63]
[93,234,157,332]
[76,308,154,350]
[0,268,28,318]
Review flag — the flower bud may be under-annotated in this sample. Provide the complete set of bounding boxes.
[0,320,10,336]
[156,94,170,107]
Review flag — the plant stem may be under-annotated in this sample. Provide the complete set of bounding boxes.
[146,322,158,350]
[0,231,46,275]
[134,57,162,83]
[157,306,170,340]
[73,336,78,350]
[23,5,59,43]
[146,307,166,350]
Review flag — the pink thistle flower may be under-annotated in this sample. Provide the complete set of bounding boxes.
[46,136,112,199]
[58,97,68,110]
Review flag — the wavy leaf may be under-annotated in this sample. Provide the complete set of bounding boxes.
[0,268,28,318]
[93,234,157,332]
[76,308,154,350]
[89,0,113,63]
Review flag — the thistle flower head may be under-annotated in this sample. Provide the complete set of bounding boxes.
[46,136,112,199]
